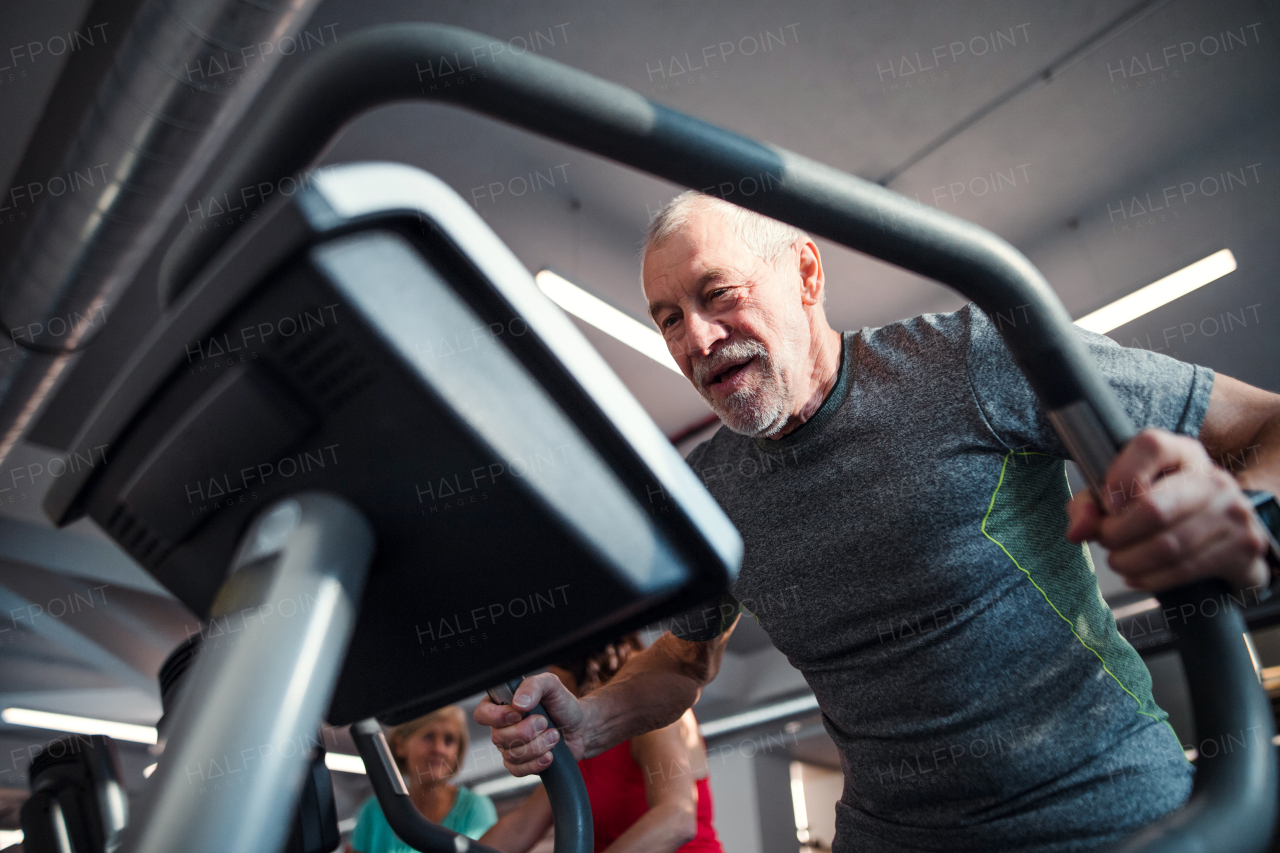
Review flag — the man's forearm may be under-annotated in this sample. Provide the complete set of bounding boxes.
[1231,413,1280,494]
[579,669,698,758]
[1200,374,1280,494]
[578,628,734,758]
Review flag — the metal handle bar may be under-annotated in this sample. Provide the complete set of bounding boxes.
[350,679,594,853]
[487,679,593,853]
[158,23,1131,473]
[351,719,505,853]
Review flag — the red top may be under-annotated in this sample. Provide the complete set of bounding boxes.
[577,738,724,853]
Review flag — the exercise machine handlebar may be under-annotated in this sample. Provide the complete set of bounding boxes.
[348,679,594,853]
[159,23,1127,474]
[487,679,593,853]
[351,719,506,853]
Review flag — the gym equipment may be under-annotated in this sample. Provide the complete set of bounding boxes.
[41,155,736,853]
[17,20,1276,853]
[348,680,591,853]
[158,636,341,853]
[19,735,128,853]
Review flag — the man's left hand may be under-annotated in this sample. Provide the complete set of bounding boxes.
[1066,427,1270,593]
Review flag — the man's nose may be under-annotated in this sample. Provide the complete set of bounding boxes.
[682,311,725,357]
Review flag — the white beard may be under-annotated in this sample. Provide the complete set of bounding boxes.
[693,336,799,438]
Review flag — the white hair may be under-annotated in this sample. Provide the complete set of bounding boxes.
[642,191,807,267]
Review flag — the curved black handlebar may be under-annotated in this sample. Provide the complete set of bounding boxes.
[351,719,505,853]
[1115,581,1276,853]
[350,678,593,853]
[159,24,1130,456]
[487,680,593,853]
[175,24,1276,853]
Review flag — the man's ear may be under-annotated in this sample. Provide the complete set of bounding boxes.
[798,240,825,306]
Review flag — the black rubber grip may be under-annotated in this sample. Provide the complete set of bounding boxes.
[1113,580,1277,853]
[488,678,593,853]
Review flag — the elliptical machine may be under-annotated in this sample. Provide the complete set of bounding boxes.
[16,22,1279,853]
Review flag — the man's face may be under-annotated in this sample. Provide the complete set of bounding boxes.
[643,209,811,437]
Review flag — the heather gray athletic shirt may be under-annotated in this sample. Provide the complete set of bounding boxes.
[684,304,1211,852]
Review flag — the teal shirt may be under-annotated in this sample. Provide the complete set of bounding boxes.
[349,787,497,853]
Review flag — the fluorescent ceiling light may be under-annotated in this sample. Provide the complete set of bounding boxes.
[324,751,367,774]
[537,250,1235,364]
[790,762,811,840]
[1075,249,1236,334]
[1108,597,1159,619]
[473,773,541,797]
[2,707,158,744]
[534,270,681,374]
[698,693,820,738]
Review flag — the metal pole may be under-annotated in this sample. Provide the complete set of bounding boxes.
[155,22,1135,483]
[119,492,373,853]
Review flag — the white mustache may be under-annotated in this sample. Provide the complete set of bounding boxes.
[692,339,769,389]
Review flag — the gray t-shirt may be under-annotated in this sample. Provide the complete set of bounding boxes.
[684,304,1212,852]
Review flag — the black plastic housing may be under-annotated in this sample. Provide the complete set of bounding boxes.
[20,735,127,853]
[45,164,741,726]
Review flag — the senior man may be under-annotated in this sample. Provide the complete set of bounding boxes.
[478,192,1280,851]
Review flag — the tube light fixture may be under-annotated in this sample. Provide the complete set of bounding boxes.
[473,774,542,797]
[534,270,681,374]
[1075,249,1236,334]
[538,249,1237,378]
[790,761,812,844]
[698,694,820,738]
[1,707,158,744]
[324,751,367,774]
[1109,597,1159,619]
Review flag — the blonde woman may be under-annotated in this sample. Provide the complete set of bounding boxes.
[346,706,497,853]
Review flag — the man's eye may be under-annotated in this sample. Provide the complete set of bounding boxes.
[661,315,678,328]
[709,288,728,299]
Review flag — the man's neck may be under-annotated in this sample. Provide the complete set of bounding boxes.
[774,327,844,438]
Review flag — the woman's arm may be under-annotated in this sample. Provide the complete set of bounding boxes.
[601,725,699,853]
[678,709,710,780]
[477,785,554,853]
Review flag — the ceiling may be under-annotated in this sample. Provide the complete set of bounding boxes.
[0,0,1278,799]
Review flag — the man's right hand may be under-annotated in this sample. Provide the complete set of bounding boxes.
[474,671,589,776]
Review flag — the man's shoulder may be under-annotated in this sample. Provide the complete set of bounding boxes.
[865,302,972,345]
[856,304,977,366]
